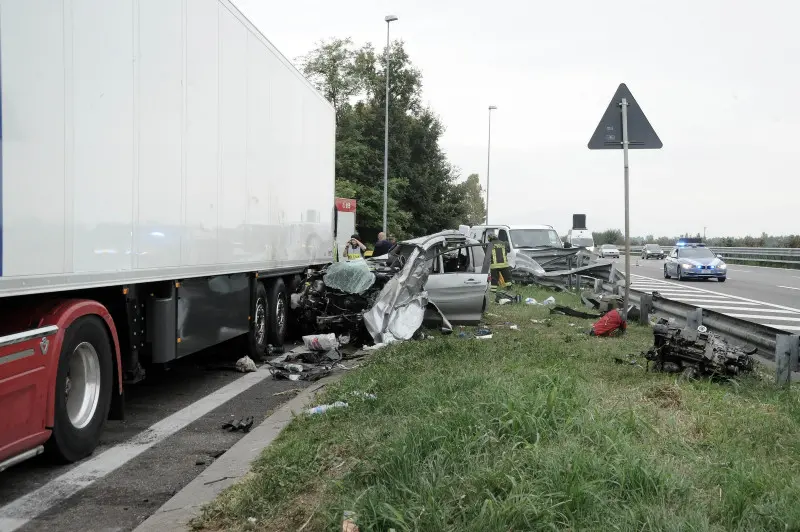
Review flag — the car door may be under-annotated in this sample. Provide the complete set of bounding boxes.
[424,243,489,325]
[667,248,678,275]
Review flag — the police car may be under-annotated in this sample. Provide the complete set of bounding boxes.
[664,239,727,282]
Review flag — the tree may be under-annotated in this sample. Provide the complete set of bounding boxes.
[298,38,361,125]
[299,38,469,238]
[455,174,486,226]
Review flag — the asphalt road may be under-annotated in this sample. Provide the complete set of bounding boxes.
[0,342,315,532]
[619,256,800,332]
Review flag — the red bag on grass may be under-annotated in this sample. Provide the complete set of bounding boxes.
[590,309,627,337]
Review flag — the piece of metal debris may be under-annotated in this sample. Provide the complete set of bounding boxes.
[644,319,754,378]
[222,417,254,433]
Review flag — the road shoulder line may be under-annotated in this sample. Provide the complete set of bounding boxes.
[133,374,344,532]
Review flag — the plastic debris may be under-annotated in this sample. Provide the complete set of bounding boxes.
[302,333,339,351]
[307,401,349,415]
[509,324,519,330]
[525,297,538,305]
[498,298,512,305]
[342,511,359,532]
[235,356,257,373]
[351,391,377,400]
[475,334,493,340]
[543,296,556,305]
[323,260,376,294]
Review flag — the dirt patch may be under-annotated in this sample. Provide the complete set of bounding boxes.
[644,383,683,409]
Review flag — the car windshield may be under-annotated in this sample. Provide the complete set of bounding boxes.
[645,244,661,251]
[679,247,715,259]
[601,244,617,249]
[509,229,562,248]
[571,237,594,247]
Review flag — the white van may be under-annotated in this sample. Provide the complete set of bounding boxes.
[468,224,563,268]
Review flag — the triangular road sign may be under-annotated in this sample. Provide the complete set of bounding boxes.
[588,83,662,150]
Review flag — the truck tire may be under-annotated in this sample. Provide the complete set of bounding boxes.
[247,281,269,359]
[46,316,113,463]
[267,279,288,347]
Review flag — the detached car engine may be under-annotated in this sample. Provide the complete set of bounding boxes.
[644,319,755,378]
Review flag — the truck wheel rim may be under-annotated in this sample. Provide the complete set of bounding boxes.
[66,342,102,430]
[255,297,266,346]
[276,295,286,336]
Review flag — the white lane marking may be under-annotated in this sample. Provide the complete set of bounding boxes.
[726,314,800,322]
[665,295,731,300]
[0,368,274,532]
[778,285,800,291]
[780,325,800,331]
[726,269,750,273]
[667,300,755,306]
[631,275,800,313]
[694,306,800,314]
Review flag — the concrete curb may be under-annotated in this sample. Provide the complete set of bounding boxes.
[133,374,343,532]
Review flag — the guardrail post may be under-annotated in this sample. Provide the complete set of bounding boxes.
[639,293,653,325]
[686,308,703,330]
[775,334,800,385]
[594,278,603,293]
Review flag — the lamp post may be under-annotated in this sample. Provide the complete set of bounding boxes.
[485,105,497,224]
[382,14,398,234]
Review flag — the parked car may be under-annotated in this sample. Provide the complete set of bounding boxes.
[599,244,620,258]
[664,243,727,282]
[467,224,563,268]
[642,243,665,260]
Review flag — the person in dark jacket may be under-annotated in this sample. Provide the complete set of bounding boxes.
[373,232,392,256]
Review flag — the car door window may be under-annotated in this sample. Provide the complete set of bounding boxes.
[498,229,509,244]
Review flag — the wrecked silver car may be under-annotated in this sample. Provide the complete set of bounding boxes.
[290,230,490,346]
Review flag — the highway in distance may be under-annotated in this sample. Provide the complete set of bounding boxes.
[621,256,800,333]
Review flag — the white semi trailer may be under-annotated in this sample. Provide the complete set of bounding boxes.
[0,0,336,470]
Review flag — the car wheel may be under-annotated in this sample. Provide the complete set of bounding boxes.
[266,278,288,346]
[718,277,726,283]
[664,265,670,279]
[47,316,113,463]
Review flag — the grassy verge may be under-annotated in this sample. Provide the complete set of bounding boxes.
[194,287,800,531]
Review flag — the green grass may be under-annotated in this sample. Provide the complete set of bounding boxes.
[194,287,800,532]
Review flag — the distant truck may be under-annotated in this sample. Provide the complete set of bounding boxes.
[564,214,596,253]
[468,224,563,268]
[0,0,336,471]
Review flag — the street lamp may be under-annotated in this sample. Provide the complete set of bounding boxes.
[382,14,398,234]
[485,105,497,224]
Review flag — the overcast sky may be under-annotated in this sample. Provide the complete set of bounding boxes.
[233,0,798,238]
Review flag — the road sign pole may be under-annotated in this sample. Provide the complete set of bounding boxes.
[621,97,631,321]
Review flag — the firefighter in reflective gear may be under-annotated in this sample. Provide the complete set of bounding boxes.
[488,234,513,289]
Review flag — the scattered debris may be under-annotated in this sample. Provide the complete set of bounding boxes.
[509,324,519,330]
[303,333,339,351]
[550,305,602,320]
[351,391,377,400]
[525,296,557,306]
[234,356,257,373]
[590,309,627,337]
[581,290,623,312]
[476,328,492,337]
[644,320,754,378]
[247,517,257,525]
[272,388,302,397]
[342,511,359,532]
[307,401,349,415]
[222,417,254,433]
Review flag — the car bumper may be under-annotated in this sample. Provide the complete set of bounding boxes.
[680,268,726,278]
[643,253,664,259]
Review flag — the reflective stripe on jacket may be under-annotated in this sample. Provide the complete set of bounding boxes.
[490,243,509,269]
